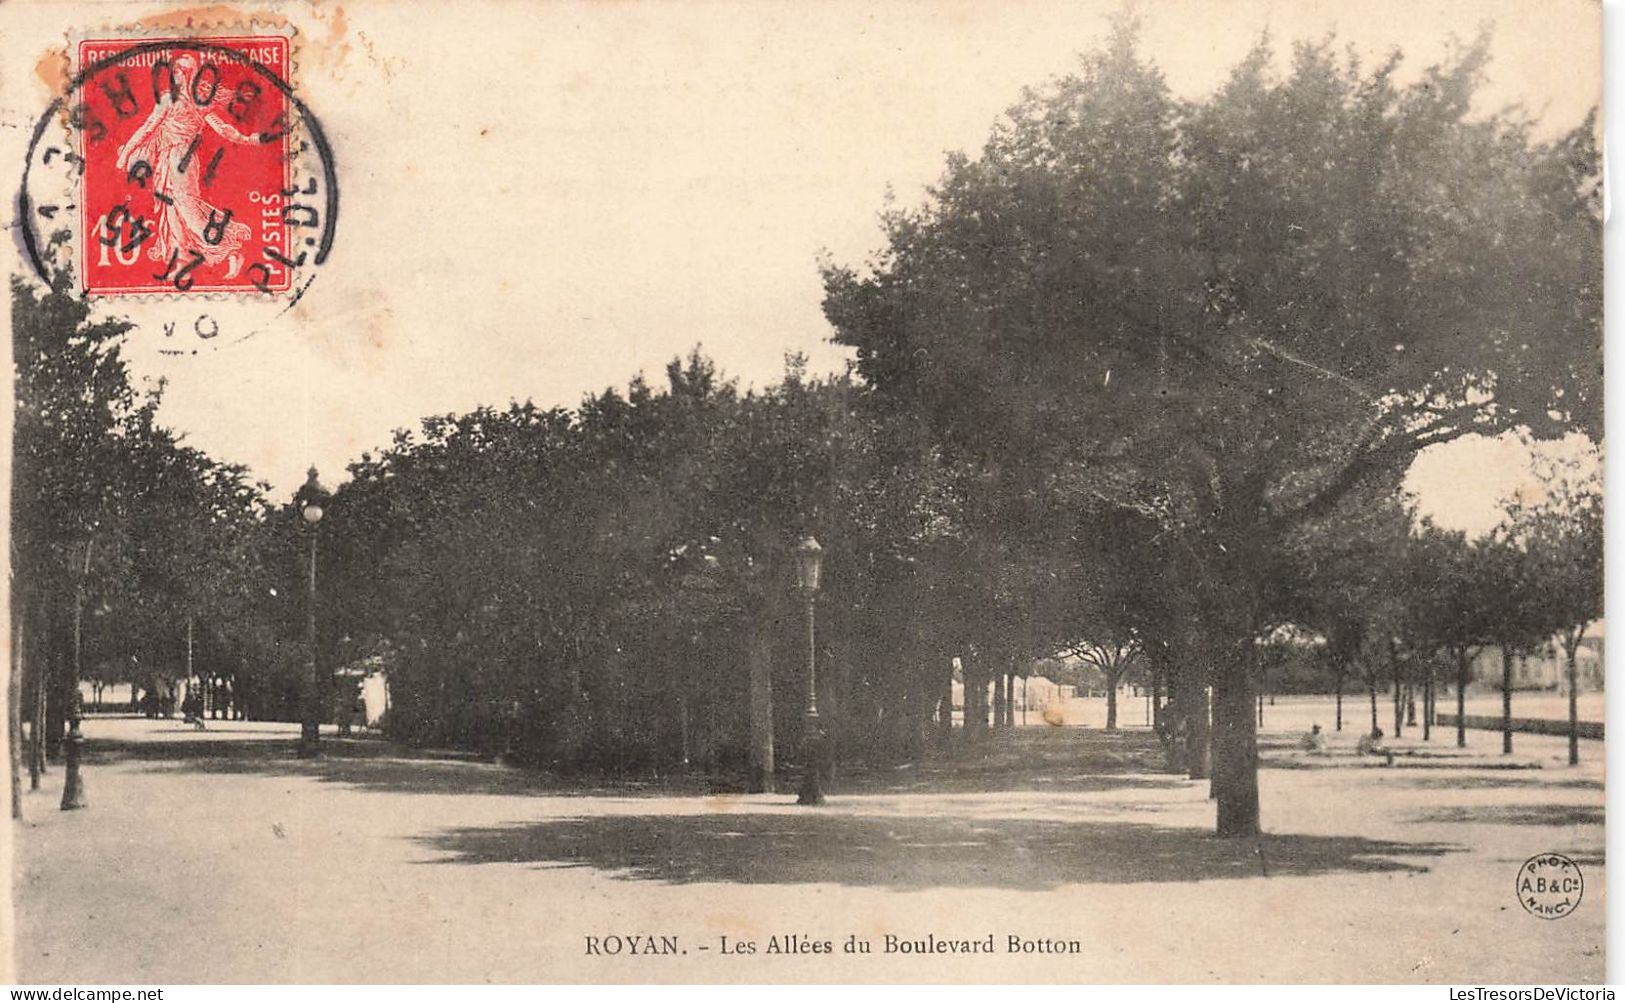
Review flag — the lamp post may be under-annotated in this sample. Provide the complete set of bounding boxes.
[295,467,330,758]
[793,536,825,806]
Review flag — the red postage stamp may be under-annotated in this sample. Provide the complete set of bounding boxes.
[75,36,293,296]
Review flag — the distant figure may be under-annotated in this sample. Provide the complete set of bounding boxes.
[181,691,207,731]
[336,682,363,737]
[1299,723,1326,753]
[1356,726,1395,765]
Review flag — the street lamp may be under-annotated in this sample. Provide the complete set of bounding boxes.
[59,688,87,810]
[295,467,331,758]
[794,536,825,806]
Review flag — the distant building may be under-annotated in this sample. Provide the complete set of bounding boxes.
[1470,636,1604,692]
[337,653,392,726]
[79,679,137,708]
[949,674,1070,711]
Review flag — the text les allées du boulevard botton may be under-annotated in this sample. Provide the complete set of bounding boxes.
[583,933,1083,957]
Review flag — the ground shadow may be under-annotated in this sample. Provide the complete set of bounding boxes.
[836,729,1181,795]
[87,735,557,797]
[144,727,306,738]
[413,811,1456,889]
[86,736,299,763]
[88,726,1192,800]
[1412,805,1604,827]
[1401,775,1603,792]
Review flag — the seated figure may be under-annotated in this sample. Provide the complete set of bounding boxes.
[1299,723,1326,753]
[1356,727,1395,765]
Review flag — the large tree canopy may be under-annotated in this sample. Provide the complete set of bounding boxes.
[12,263,284,775]
[821,23,1601,834]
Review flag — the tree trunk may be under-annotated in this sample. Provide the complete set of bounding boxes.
[910,663,933,758]
[1501,646,1513,754]
[1211,651,1259,838]
[964,653,987,741]
[1455,648,1468,748]
[10,615,24,820]
[1390,644,1403,739]
[1334,675,1343,732]
[677,693,691,770]
[1422,668,1432,742]
[938,671,953,749]
[1161,670,1187,774]
[29,642,43,790]
[45,609,64,761]
[822,640,842,785]
[1566,635,1581,766]
[185,616,194,711]
[977,656,988,738]
[1105,671,1119,731]
[977,657,990,736]
[1367,674,1378,736]
[958,655,973,741]
[1187,682,1211,782]
[746,609,776,793]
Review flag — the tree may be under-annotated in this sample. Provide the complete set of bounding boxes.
[821,22,1600,835]
[14,256,284,783]
[13,260,148,774]
[1505,457,1602,764]
[1474,528,1551,754]
[1067,636,1140,732]
[1280,480,1413,737]
[320,350,964,782]
[1053,499,1173,738]
[1406,523,1500,748]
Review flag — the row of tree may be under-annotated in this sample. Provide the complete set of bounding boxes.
[1291,472,1601,761]
[817,22,1601,834]
[12,24,1601,838]
[11,267,314,816]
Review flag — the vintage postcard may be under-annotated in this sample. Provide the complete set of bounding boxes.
[0,0,1606,986]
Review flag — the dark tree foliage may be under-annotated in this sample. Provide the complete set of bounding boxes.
[13,262,283,746]
[820,22,1600,833]
[9,23,1599,824]
[321,354,974,777]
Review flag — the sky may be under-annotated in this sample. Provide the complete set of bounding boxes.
[0,0,1604,537]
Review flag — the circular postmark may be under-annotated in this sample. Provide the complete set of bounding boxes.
[1516,853,1584,919]
[17,34,339,350]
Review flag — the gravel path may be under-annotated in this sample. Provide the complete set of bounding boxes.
[9,715,1604,983]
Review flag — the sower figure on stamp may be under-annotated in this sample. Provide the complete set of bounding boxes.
[114,53,255,278]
